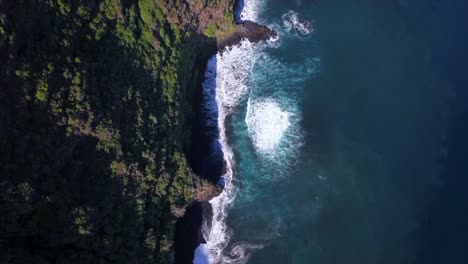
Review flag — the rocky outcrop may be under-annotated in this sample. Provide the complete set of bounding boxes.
[218,21,277,50]
[193,181,223,202]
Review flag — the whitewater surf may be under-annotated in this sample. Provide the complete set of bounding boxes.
[195,1,317,263]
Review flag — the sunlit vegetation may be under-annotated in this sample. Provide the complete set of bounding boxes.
[0,0,234,263]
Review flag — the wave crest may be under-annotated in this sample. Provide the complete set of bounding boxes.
[245,98,291,155]
[282,10,313,35]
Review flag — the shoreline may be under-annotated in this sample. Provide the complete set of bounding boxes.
[217,21,276,51]
[174,3,275,263]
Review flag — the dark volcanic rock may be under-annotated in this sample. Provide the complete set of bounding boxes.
[218,21,277,50]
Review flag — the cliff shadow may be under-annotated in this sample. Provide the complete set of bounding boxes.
[188,54,226,184]
[175,40,224,264]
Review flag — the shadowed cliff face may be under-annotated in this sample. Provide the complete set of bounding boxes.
[174,201,213,264]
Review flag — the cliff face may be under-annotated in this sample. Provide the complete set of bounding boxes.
[0,0,233,263]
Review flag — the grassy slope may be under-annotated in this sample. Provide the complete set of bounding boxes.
[0,0,233,263]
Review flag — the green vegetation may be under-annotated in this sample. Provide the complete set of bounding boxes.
[204,23,218,38]
[202,8,236,40]
[0,0,235,263]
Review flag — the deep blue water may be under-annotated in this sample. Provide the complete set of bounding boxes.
[201,1,468,263]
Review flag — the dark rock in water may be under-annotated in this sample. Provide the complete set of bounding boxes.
[282,10,314,35]
[236,21,277,42]
[218,21,277,50]
[300,18,313,33]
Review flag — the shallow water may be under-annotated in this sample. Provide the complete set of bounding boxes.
[196,0,468,263]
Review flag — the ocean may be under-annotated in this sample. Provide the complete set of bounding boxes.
[195,0,468,263]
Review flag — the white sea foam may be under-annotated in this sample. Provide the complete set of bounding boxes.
[244,95,304,179]
[195,43,262,263]
[245,98,291,154]
[195,1,320,263]
[245,54,320,175]
[194,1,264,262]
[238,0,265,22]
[282,10,313,35]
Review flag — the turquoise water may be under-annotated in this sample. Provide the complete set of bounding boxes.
[197,0,468,263]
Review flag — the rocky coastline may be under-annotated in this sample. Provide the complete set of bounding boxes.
[173,7,275,264]
[0,0,274,263]
[218,21,277,50]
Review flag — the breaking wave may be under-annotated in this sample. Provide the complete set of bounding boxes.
[245,98,291,155]
[195,39,263,264]
[282,10,313,36]
[195,2,319,264]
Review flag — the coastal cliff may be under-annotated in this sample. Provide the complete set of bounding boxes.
[0,0,273,263]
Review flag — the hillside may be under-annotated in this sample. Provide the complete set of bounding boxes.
[0,0,235,263]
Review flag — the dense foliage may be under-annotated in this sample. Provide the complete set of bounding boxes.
[0,0,233,263]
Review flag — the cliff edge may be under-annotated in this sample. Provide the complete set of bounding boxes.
[0,0,273,263]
